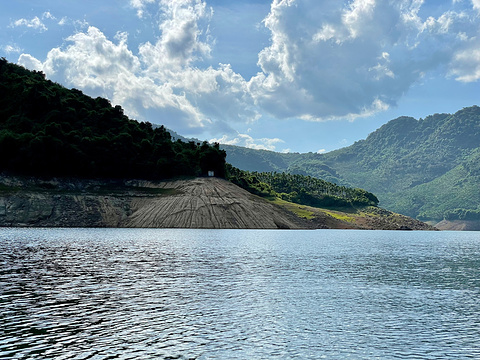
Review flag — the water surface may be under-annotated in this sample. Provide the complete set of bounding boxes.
[1,228,479,359]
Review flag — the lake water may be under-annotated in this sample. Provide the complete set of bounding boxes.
[1,228,479,359]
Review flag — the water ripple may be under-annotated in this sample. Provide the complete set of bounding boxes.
[1,228,480,359]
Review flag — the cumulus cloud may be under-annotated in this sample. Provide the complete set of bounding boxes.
[19,1,256,135]
[16,0,480,147]
[37,26,207,129]
[249,0,480,121]
[450,43,480,82]
[137,0,214,71]
[130,0,156,18]
[18,54,43,71]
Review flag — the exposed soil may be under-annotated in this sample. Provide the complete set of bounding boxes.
[0,176,306,229]
[0,175,436,230]
[122,177,306,229]
[434,219,480,231]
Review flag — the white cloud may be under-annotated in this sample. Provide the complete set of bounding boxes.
[10,12,58,32]
[15,0,480,141]
[211,134,285,151]
[369,52,395,80]
[158,0,213,63]
[58,17,68,26]
[73,19,90,29]
[317,149,327,154]
[41,27,141,87]
[137,0,214,71]
[130,0,156,18]
[19,1,255,136]
[11,16,47,32]
[450,43,480,82]
[249,0,480,121]
[42,12,56,20]
[3,44,22,54]
[18,54,44,71]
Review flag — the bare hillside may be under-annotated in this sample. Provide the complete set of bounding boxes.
[0,176,435,230]
[0,176,306,229]
[122,177,305,229]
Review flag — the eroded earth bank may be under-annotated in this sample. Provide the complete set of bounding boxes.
[0,176,435,230]
[0,177,304,229]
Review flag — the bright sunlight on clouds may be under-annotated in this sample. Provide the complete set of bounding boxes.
[2,0,479,152]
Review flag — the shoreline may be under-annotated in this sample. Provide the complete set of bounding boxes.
[0,175,436,230]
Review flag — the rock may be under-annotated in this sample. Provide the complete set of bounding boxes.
[122,178,304,229]
[0,175,436,230]
[0,176,307,229]
[434,219,480,231]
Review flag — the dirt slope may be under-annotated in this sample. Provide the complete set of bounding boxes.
[434,220,480,231]
[0,175,435,230]
[122,178,304,229]
[0,176,306,229]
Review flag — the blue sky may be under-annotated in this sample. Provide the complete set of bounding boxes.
[1,0,479,153]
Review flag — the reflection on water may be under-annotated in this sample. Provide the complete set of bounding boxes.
[1,228,480,359]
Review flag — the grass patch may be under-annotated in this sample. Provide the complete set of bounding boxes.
[323,210,356,223]
[269,197,316,220]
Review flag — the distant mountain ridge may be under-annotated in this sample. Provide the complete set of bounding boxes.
[1,59,473,227]
[223,106,480,224]
[3,59,409,230]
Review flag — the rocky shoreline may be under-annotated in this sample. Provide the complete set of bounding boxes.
[0,175,436,230]
[0,176,306,229]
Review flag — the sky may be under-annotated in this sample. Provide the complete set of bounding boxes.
[1,0,480,153]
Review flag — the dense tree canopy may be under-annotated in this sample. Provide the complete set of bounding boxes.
[227,165,379,209]
[224,106,480,221]
[0,59,226,179]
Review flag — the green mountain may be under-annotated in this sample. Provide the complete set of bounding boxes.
[0,59,376,210]
[222,146,348,185]
[3,58,473,225]
[223,106,480,222]
[226,164,379,209]
[0,59,226,179]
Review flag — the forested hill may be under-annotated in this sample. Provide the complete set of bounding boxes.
[0,59,226,179]
[226,165,379,208]
[223,106,480,223]
[322,107,480,221]
[0,59,383,215]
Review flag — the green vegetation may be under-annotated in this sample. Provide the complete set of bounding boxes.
[222,145,347,185]
[224,106,480,222]
[0,59,379,217]
[0,59,226,180]
[269,197,316,220]
[226,164,378,209]
[4,58,476,223]
[322,210,355,223]
[443,208,480,221]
